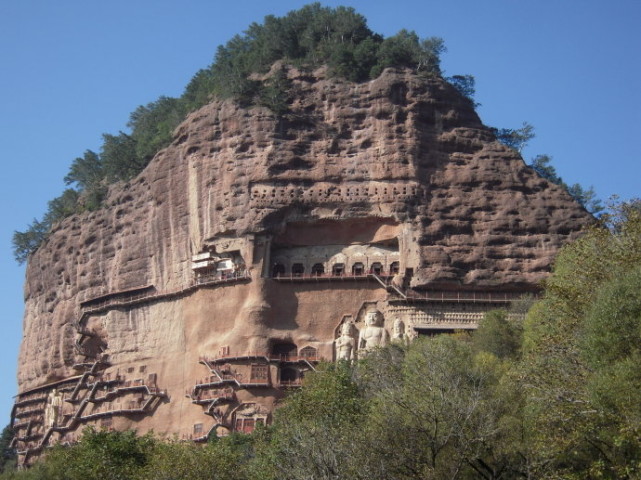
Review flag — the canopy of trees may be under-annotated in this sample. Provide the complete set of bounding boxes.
[0,426,15,474]
[4,200,641,479]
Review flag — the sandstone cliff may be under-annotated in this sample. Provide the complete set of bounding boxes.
[13,67,592,461]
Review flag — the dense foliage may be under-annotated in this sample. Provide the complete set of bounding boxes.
[0,429,248,480]
[519,199,641,478]
[0,426,15,474]
[5,202,640,478]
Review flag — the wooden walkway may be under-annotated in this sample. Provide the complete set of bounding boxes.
[13,357,167,464]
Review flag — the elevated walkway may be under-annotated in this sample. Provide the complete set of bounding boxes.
[13,357,167,466]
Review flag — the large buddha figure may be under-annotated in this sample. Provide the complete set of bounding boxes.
[358,309,389,353]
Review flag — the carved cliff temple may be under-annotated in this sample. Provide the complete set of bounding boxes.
[191,249,247,284]
[12,237,255,465]
[385,292,527,335]
[271,243,400,279]
[11,356,168,466]
[185,344,320,438]
[11,216,535,466]
[13,66,592,466]
[232,403,269,434]
[268,218,403,281]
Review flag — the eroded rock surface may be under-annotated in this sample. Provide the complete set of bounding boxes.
[13,67,592,462]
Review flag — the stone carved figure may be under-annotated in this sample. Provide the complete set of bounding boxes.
[358,309,389,353]
[44,389,62,428]
[391,317,407,343]
[335,321,356,361]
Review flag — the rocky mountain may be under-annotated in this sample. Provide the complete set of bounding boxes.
[11,66,592,465]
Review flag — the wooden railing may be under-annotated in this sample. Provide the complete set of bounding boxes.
[78,271,251,318]
[191,389,235,404]
[13,356,169,467]
[403,290,528,303]
[80,285,155,309]
[272,271,394,281]
[200,352,320,364]
[195,270,251,286]
[279,379,303,387]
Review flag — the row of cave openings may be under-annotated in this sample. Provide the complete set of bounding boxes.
[250,185,420,201]
[272,260,399,278]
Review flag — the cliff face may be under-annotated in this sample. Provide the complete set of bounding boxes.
[13,67,592,460]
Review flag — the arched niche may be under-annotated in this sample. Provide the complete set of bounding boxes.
[271,341,297,359]
[291,263,305,276]
[272,263,285,277]
[299,346,318,360]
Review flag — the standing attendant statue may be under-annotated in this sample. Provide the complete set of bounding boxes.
[44,389,62,428]
[335,322,355,361]
[358,310,389,353]
[391,318,407,344]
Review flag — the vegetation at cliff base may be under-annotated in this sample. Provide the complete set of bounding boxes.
[0,426,15,474]
[4,200,640,479]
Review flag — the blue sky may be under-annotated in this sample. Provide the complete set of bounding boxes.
[0,0,639,424]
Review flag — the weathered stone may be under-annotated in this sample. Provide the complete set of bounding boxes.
[12,67,592,463]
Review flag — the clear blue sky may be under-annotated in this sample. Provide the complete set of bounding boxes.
[0,0,639,424]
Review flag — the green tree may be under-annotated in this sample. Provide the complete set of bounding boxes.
[372,29,420,77]
[473,309,522,359]
[0,425,15,474]
[567,183,604,215]
[39,428,155,480]
[140,439,248,480]
[64,150,104,191]
[101,132,143,182]
[181,67,218,111]
[258,66,291,116]
[521,200,641,477]
[43,189,80,224]
[530,154,562,184]
[530,154,604,215]
[64,150,107,211]
[415,36,446,75]
[355,336,520,479]
[349,36,381,81]
[12,218,49,264]
[128,96,184,164]
[491,121,535,153]
[261,362,366,480]
[447,74,477,104]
